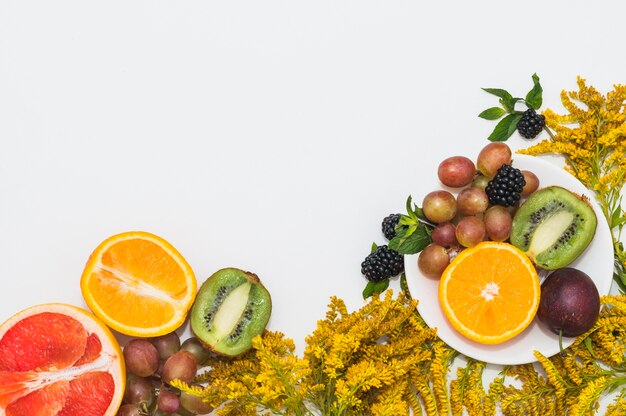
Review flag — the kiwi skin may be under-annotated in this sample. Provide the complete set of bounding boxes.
[510,186,597,270]
[190,268,272,357]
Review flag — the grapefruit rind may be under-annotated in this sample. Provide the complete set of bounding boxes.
[80,231,197,337]
[438,242,540,345]
[0,303,125,415]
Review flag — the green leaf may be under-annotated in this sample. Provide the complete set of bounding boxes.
[508,114,523,136]
[487,113,520,142]
[404,224,417,238]
[478,107,506,120]
[399,215,415,226]
[482,88,513,101]
[525,73,543,110]
[613,259,626,294]
[482,88,518,112]
[363,279,389,299]
[371,242,378,253]
[584,337,595,357]
[388,225,431,254]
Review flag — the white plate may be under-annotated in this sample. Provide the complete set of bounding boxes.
[404,154,615,365]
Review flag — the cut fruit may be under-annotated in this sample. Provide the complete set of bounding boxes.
[191,268,272,356]
[81,231,197,337]
[438,241,540,344]
[0,303,125,415]
[510,186,597,270]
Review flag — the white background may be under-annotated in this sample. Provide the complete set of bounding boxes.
[1,1,625,413]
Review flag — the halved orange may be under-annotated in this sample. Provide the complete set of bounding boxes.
[0,303,125,415]
[81,231,197,337]
[438,241,540,344]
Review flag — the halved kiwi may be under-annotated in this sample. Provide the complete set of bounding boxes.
[190,268,272,356]
[510,186,597,270]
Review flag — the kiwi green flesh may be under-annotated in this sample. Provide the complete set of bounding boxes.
[190,268,272,356]
[510,186,597,270]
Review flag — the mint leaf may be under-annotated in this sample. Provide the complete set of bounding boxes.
[487,113,520,142]
[482,88,517,112]
[507,113,522,136]
[478,107,506,120]
[525,73,543,110]
[371,242,378,253]
[482,88,513,101]
[388,225,431,254]
[363,279,389,299]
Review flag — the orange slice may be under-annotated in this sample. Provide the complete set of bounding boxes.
[81,231,197,337]
[438,241,540,344]
[0,303,125,415]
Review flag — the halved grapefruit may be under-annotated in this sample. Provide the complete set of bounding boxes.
[0,303,125,415]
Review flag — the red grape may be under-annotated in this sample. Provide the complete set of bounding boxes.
[180,337,210,365]
[476,142,512,178]
[180,392,214,414]
[471,174,490,190]
[418,244,450,279]
[455,216,486,247]
[438,156,476,188]
[150,331,181,361]
[124,339,159,377]
[484,206,512,242]
[123,376,155,406]
[116,404,142,416]
[521,170,540,196]
[162,350,198,384]
[456,187,489,216]
[431,222,457,248]
[157,388,181,413]
[422,190,457,223]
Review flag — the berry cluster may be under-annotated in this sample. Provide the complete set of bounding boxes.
[517,109,546,139]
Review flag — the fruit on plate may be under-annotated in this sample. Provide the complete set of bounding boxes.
[483,205,513,242]
[191,268,272,356]
[81,231,197,337]
[476,142,512,178]
[485,164,526,207]
[510,186,597,270]
[438,241,540,344]
[537,268,600,337]
[0,303,125,415]
[417,244,450,279]
[422,190,457,223]
[437,156,476,188]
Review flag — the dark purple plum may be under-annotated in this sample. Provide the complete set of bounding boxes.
[537,268,600,337]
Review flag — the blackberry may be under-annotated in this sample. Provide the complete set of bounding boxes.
[382,213,401,240]
[485,164,526,207]
[517,109,546,139]
[361,245,404,282]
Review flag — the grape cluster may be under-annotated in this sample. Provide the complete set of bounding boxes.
[416,142,541,279]
[117,332,213,416]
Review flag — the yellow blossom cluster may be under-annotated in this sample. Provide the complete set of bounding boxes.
[171,292,626,415]
[519,77,626,223]
[518,77,626,215]
[518,76,626,289]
